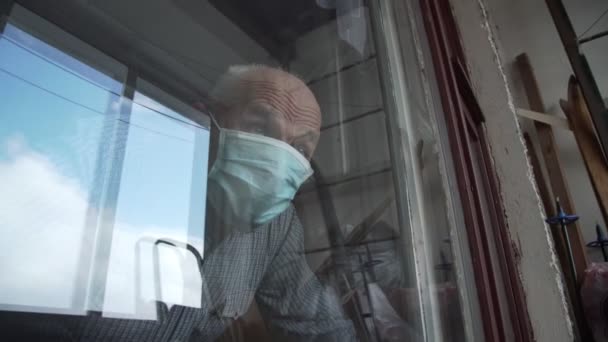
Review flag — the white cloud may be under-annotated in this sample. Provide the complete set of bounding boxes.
[100,223,204,319]
[0,136,204,318]
[0,136,88,309]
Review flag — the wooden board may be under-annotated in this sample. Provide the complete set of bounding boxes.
[561,76,608,227]
[516,54,589,284]
[516,53,592,341]
[517,108,571,130]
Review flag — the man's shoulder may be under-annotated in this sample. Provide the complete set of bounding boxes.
[266,204,301,244]
[272,204,297,225]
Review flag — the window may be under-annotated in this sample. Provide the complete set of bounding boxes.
[1,1,475,341]
[420,0,534,340]
[0,18,126,315]
[0,6,210,319]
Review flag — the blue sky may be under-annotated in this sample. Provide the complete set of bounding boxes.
[0,23,210,315]
[0,23,210,229]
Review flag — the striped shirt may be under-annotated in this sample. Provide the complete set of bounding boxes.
[0,206,356,341]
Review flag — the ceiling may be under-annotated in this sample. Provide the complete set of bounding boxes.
[206,0,336,63]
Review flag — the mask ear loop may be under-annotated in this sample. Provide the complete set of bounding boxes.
[207,111,225,176]
[208,111,222,130]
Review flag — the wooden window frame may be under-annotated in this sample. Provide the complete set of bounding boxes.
[419,0,535,341]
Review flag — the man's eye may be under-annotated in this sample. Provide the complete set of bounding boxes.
[248,125,265,135]
[294,145,309,158]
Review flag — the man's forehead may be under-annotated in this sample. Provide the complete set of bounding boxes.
[240,69,321,129]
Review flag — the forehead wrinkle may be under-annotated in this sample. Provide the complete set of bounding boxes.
[241,79,318,114]
[243,79,321,128]
[250,95,321,133]
[253,91,319,125]
[292,114,321,129]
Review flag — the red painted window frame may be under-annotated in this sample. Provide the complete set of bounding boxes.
[419,0,534,341]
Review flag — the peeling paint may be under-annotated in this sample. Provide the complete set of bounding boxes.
[473,0,575,338]
[448,0,576,339]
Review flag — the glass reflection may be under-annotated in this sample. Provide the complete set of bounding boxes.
[0,22,120,314]
[0,0,470,340]
[98,93,209,319]
[0,21,209,320]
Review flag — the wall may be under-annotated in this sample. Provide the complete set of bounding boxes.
[448,0,575,340]
[482,0,608,263]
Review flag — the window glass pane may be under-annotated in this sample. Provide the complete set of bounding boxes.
[99,93,209,319]
[1,1,471,340]
[0,22,122,314]
[0,8,210,321]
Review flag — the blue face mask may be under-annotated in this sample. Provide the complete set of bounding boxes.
[207,119,313,226]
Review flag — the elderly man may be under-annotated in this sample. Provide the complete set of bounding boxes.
[199,65,356,340]
[0,65,356,342]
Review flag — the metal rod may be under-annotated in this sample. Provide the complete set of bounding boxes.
[546,198,593,342]
[358,253,382,342]
[304,236,397,255]
[435,250,452,283]
[561,219,577,283]
[555,199,578,284]
[586,224,608,262]
[310,160,355,288]
[595,224,608,262]
[364,244,378,282]
[579,29,608,45]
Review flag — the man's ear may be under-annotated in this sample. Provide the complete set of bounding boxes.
[191,101,213,126]
[199,94,230,113]
[208,116,220,171]
[192,101,208,112]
